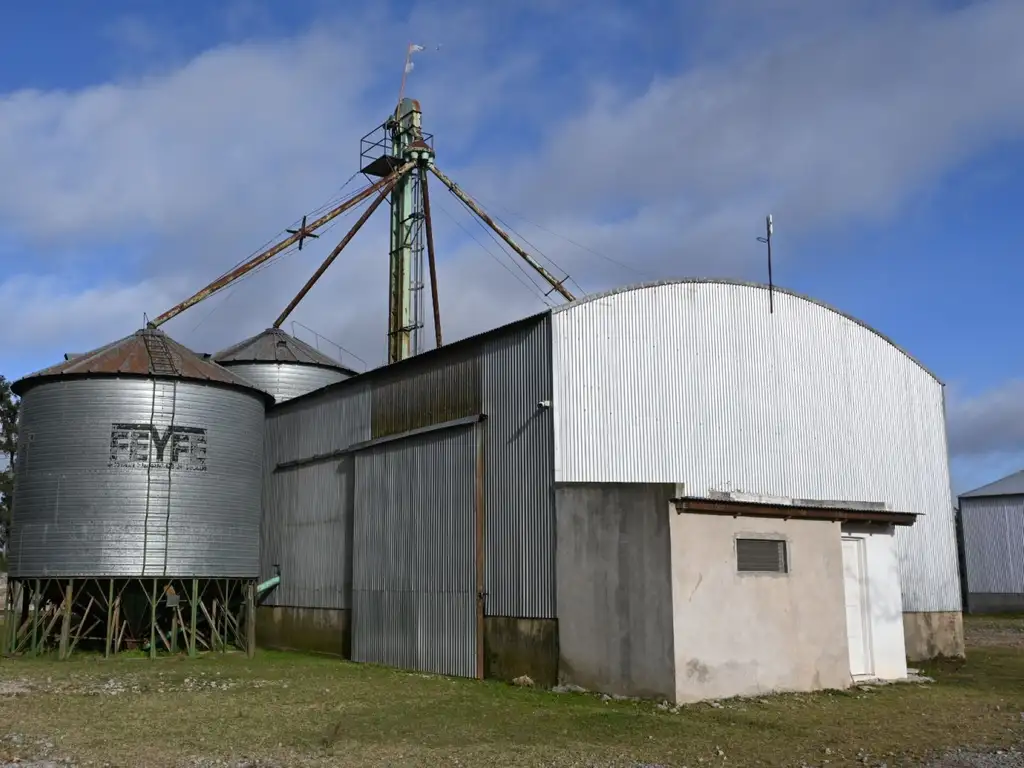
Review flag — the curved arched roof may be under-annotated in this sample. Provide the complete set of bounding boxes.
[551,278,942,385]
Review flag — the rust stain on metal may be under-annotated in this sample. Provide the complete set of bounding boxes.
[150,163,414,329]
[273,169,405,329]
[428,166,576,302]
[421,170,442,348]
[672,497,919,526]
[370,354,482,439]
[12,327,259,395]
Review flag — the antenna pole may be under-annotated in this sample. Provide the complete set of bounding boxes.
[149,169,405,328]
[758,214,775,314]
[422,170,442,348]
[273,166,410,329]
[429,165,576,302]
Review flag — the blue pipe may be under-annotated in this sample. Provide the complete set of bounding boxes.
[256,575,280,596]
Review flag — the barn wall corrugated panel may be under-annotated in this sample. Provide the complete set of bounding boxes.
[960,496,1024,594]
[370,353,481,438]
[264,383,371,466]
[223,362,350,403]
[11,378,265,579]
[481,316,556,619]
[351,426,478,678]
[550,282,960,613]
[259,383,370,608]
[261,458,353,609]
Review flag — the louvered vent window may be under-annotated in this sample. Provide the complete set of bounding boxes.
[736,538,788,573]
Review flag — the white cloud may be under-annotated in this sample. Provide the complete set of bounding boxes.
[947,379,1024,459]
[490,0,1024,232]
[0,0,1022,398]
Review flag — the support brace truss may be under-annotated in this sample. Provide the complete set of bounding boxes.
[428,165,576,302]
[272,162,414,329]
[3,576,257,660]
[148,166,409,329]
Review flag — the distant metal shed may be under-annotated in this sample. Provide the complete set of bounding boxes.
[958,469,1024,613]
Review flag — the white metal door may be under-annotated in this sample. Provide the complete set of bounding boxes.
[842,537,873,677]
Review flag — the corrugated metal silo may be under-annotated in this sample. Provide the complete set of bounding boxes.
[213,328,356,402]
[3,327,271,659]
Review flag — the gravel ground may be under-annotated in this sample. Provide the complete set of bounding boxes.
[921,744,1024,767]
[965,619,1024,651]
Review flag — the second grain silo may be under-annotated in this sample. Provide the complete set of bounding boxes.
[3,327,271,659]
[213,327,357,403]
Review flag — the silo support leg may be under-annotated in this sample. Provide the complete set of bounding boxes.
[245,582,256,659]
[203,599,221,652]
[104,579,114,658]
[30,580,40,656]
[58,580,73,660]
[3,580,13,654]
[189,579,198,657]
[149,579,158,660]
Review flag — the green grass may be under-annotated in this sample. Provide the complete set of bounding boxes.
[0,617,1022,767]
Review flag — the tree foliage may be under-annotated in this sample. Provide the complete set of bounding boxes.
[0,374,19,551]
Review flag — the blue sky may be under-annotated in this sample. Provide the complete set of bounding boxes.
[0,0,1022,494]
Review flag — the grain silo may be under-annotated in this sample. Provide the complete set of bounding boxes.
[213,327,357,403]
[2,327,272,659]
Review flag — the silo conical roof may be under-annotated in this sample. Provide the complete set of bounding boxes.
[11,327,269,400]
[213,327,356,373]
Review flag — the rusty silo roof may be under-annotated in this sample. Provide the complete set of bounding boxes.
[12,327,270,399]
[213,328,357,373]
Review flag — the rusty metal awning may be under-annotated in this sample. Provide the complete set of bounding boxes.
[671,496,918,526]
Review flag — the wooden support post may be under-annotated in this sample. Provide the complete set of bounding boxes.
[201,600,222,651]
[222,580,228,653]
[3,580,13,654]
[149,579,157,660]
[170,611,179,653]
[105,580,114,658]
[112,595,122,654]
[245,582,256,659]
[18,581,29,648]
[58,580,73,660]
[70,597,94,654]
[30,580,40,656]
[189,578,199,658]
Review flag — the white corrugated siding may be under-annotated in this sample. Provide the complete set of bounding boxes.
[960,495,1024,594]
[550,281,959,613]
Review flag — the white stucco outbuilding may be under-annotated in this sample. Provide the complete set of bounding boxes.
[549,280,961,699]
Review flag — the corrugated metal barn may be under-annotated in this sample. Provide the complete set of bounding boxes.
[958,469,1024,613]
[256,278,963,688]
[258,313,555,680]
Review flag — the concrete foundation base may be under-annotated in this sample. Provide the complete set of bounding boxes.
[256,606,350,658]
[484,616,559,687]
[902,611,965,661]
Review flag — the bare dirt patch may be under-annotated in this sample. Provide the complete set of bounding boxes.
[966,616,1024,650]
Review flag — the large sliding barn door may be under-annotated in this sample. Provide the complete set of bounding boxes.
[351,424,482,678]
